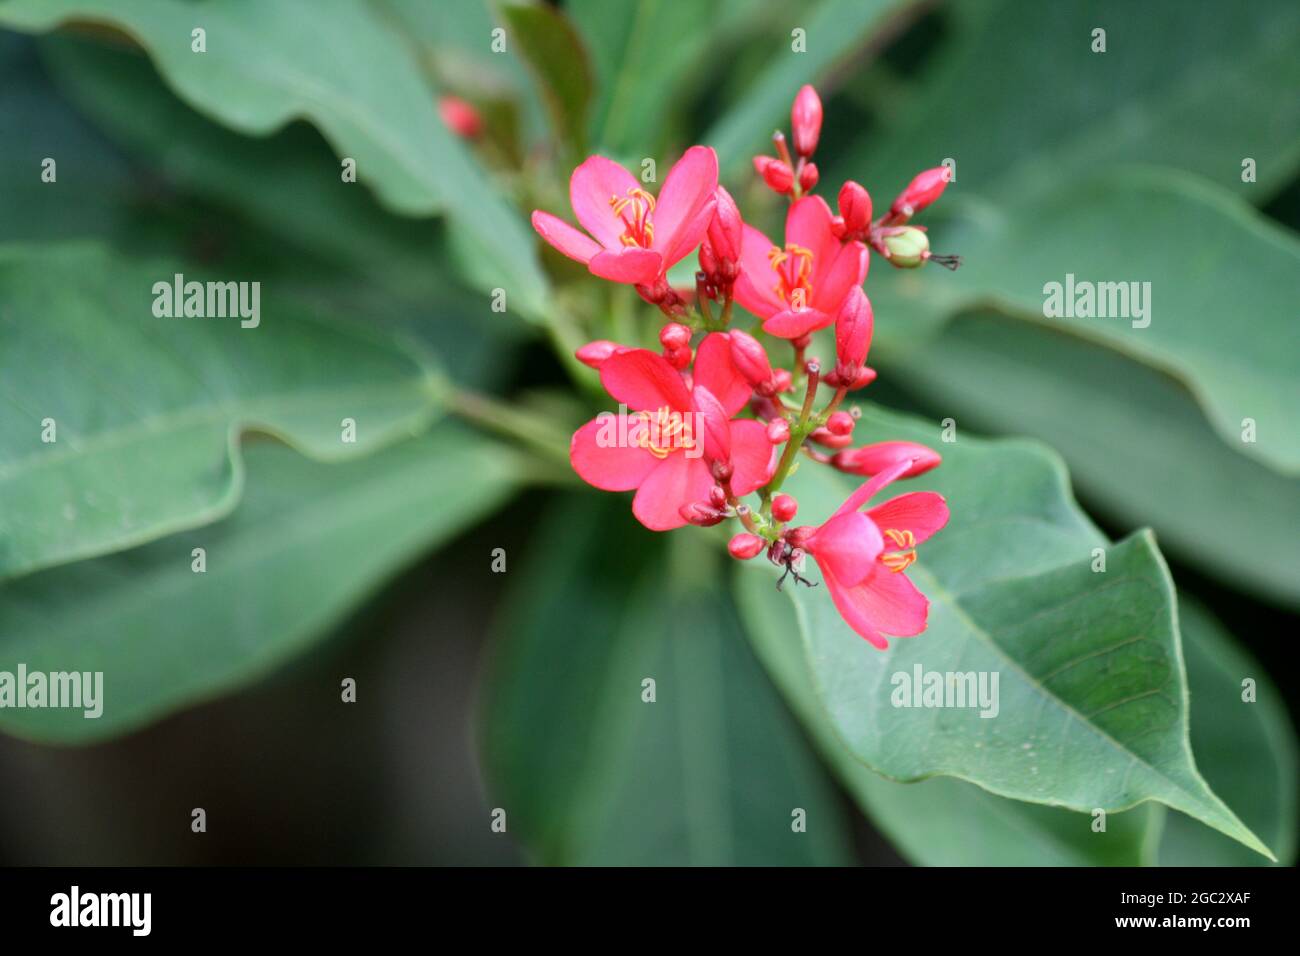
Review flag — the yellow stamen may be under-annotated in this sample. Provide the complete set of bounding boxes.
[880,528,918,573]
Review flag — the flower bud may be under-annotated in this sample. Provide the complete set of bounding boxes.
[728,533,766,560]
[438,95,482,139]
[791,85,823,158]
[829,215,846,239]
[766,418,791,444]
[832,440,942,478]
[575,340,622,369]
[706,186,743,265]
[659,322,691,351]
[771,368,793,392]
[882,226,930,268]
[664,344,692,369]
[833,287,873,373]
[709,485,729,509]
[728,330,773,388]
[680,502,727,527]
[711,459,733,483]
[848,366,877,390]
[890,167,951,221]
[771,494,798,522]
[798,162,819,192]
[838,180,872,235]
[809,426,853,449]
[826,411,854,436]
[754,155,794,194]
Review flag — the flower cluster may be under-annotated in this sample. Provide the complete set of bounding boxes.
[532,85,955,649]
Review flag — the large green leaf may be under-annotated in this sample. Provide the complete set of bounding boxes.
[0,242,444,579]
[496,2,592,158]
[734,404,1272,858]
[0,0,550,319]
[0,423,523,743]
[1158,598,1298,866]
[704,0,902,174]
[886,312,1300,607]
[480,495,855,865]
[740,570,1162,865]
[834,0,1300,205]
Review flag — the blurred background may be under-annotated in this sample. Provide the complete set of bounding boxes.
[0,0,1295,865]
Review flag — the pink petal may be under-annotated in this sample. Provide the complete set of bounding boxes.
[691,385,731,462]
[651,145,719,268]
[632,453,714,531]
[839,565,930,638]
[819,563,889,649]
[600,349,692,412]
[570,155,640,249]
[867,491,950,546]
[570,415,660,491]
[762,307,832,338]
[833,459,913,517]
[732,223,784,319]
[589,247,662,284]
[812,241,868,314]
[531,210,600,264]
[807,511,883,586]
[727,418,778,495]
[784,195,839,274]
[692,333,751,416]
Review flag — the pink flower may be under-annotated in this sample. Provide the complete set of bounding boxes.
[532,146,719,289]
[804,460,949,648]
[570,333,775,530]
[733,196,868,339]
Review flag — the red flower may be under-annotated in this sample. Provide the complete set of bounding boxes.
[570,334,775,530]
[733,196,868,339]
[532,147,719,289]
[804,461,949,648]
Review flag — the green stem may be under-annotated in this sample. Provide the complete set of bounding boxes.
[448,389,574,474]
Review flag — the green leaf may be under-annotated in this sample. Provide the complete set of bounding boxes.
[480,495,855,865]
[885,313,1300,607]
[496,2,592,157]
[1158,597,1298,866]
[0,0,550,320]
[704,0,902,174]
[834,0,1300,204]
[734,403,1273,859]
[739,569,1162,865]
[0,423,524,743]
[0,242,444,580]
[872,170,1300,474]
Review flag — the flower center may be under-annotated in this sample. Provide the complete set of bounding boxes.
[610,187,656,248]
[632,406,694,459]
[880,528,917,573]
[768,243,814,310]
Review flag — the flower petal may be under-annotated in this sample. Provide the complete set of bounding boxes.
[819,562,888,649]
[833,458,913,517]
[785,195,839,273]
[631,453,714,531]
[727,418,778,495]
[570,415,660,491]
[807,511,883,586]
[570,155,640,249]
[732,223,784,318]
[588,247,662,284]
[531,210,600,264]
[762,307,832,338]
[692,332,751,416]
[600,348,692,412]
[691,385,731,462]
[812,240,868,314]
[867,491,950,546]
[839,565,930,638]
[651,145,718,268]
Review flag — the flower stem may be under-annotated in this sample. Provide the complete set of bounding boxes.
[448,388,574,475]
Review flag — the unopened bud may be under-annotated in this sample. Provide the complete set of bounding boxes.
[882,226,930,268]
[664,344,692,369]
[826,411,854,436]
[771,494,798,522]
[680,502,727,527]
[754,156,794,194]
[659,323,691,351]
[849,366,877,390]
[890,167,951,221]
[706,186,743,264]
[791,85,823,158]
[838,180,872,235]
[729,330,773,388]
[711,460,733,483]
[832,440,942,478]
[575,340,622,369]
[766,418,791,444]
[438,95,482,139]
[771,368,794,392]
[834,287,874,372]
[809,426,853,449]
[728,533,766,560]
[798,162,819,192]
